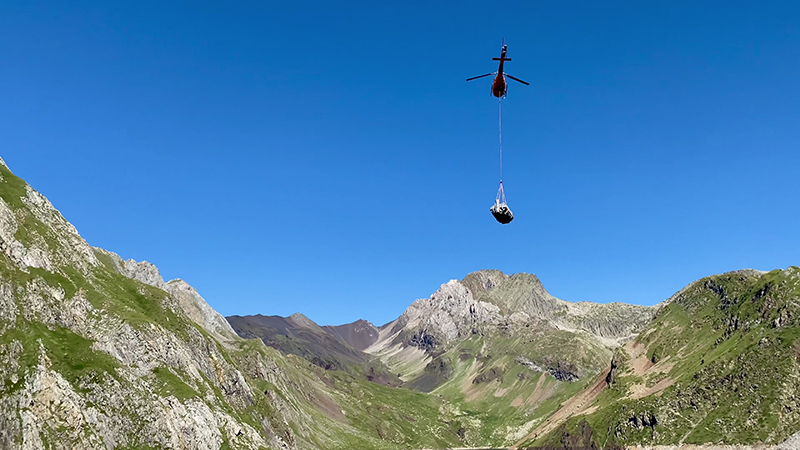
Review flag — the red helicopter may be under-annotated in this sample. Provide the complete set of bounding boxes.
[466,39,529,98]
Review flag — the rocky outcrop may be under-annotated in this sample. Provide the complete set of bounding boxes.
[424,356,454,379]
[472,367,504,384]
[515,356,545,373]
[393,279,503,351]
[544,360,580,382]
[166,278,240,343]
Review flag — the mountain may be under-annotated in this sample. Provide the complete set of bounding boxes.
[226,313,399,386]
[360,269,658,445]
[0,158,295,449]
[369,270,656,384]
[0,158,484,450]
[518,268,800,448]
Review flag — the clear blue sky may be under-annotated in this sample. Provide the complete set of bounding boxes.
[2,1,799,326]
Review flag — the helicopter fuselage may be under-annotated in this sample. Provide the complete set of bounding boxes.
[491,75,507,98]
[491,48,509,98]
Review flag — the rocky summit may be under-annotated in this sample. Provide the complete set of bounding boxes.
[0,156,799,450]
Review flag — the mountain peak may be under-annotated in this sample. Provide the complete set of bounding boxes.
[459,270,555,315]
[323,319,381,351]
[372,269,656,361]
[460,269,509,297]
[288,312,322,330]
[0,161,295,448]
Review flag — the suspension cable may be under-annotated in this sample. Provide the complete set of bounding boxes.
[499,98,503,182]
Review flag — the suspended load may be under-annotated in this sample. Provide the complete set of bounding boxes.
[490,181,513,224]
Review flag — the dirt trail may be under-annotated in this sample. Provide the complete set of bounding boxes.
[625,340,676,399]
[512,371,608,448]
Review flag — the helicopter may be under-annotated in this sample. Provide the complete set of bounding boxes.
[466,39,529,98]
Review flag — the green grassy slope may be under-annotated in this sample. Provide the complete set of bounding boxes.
[526,268,800,448]
[422,331,609,447]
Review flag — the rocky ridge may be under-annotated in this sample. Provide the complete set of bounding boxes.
[381,271,657,353]
[366,271,656,387]
[226,312,400,386]
[93,247,239,344]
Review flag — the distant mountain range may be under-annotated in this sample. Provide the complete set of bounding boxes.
[0,156,798,450]
[226,313,399,386]
[226,267,800,448]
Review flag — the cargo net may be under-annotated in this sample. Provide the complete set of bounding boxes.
[490,181,513,224]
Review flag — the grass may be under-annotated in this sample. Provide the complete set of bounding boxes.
[0,163,32,211]
[151,366,199,401]
[61,263,193,341]
[413,329,610,447]
[29,267,78,298]
[93,248,121,273]
[0,164,60,252]
[0,321,121,395]
[14,213,57,251]
[322,370,464,449]
[7,255,797,449]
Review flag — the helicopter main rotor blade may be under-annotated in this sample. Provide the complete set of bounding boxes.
[466,73,495,81]
[506,74,530,85]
